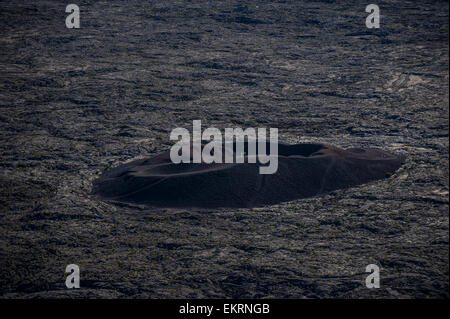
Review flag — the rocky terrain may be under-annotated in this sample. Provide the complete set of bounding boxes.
[0,0,448,298]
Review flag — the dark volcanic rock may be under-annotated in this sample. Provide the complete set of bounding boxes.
[0,0,448,299]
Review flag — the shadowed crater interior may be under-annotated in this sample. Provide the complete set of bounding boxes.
[93,142,405,208]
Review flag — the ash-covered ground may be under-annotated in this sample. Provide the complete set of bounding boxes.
[0,0,448,298]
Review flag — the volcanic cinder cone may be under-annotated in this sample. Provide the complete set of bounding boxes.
[93,143,405,208]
